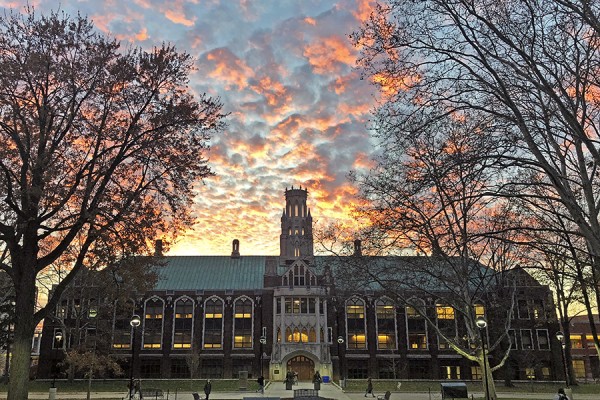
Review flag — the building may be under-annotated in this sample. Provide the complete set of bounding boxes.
[37,187,563,382]
[568,315,600,382]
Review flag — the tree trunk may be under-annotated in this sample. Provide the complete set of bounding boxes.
[480,354,497,400]
[7,316,35,400]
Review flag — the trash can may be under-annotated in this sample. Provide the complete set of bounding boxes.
[286,380,293,390]
[48,387,57,400]
[440,382,468,399]
[314,382,321,390]
[322,376,330,383]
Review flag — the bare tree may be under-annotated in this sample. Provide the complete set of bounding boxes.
[351,0,600,312]
[0,8,226,400]
[326,112,522,399]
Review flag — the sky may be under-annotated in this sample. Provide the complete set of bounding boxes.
[3,0,380,255]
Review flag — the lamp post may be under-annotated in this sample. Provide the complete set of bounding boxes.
[259,335,267,377]
[129,315,141,400]
[476,316,490,400]
[556,331,570,387]
[337,336,345,387]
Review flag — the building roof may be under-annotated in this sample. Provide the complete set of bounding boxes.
[154,256,268,291]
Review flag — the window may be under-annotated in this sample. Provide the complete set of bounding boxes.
[376,298,396,350]
[346,297,366,349]
[112,300,134,350]
[507,329,518,350]
[571,335,583,349]
[406,302,427,350]
[520,329,533,350]
[140,359,161,379]
[474,303,485,318]
[436,303,456,350]
[173,297,194,349]
[282,264,316,287]
[234,297,253,348]
[201,359,223,379]
[232,359,254,379]
[204,297,223,349]
[408,360,430,379]
[143,297,164,349]
[585,335,599,348]
[517,300,530,319]
[171,359,189,378]
[525,368,535,379]
[440,365,461,379]
[56,300,68,319]
[347,360,368,379]
[572,359,586,379]
[471,366,482,380]
[378,359,399,379]
[536,329,550,350]
[532,299,545,319]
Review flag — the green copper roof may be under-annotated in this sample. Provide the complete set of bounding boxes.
[154,256,267,291]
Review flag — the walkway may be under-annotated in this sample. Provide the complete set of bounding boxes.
[1,381,599,399]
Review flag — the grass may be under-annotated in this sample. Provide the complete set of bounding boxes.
[0,379,261,393]
[0,378,598,396]
[343,379,600,395]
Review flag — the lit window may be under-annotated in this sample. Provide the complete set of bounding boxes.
[346,298,366,349]
[376,298,396,350]
[173,297,193,349]
[233,297,252,348]
[143,297,164,349]
[204,297,223,349]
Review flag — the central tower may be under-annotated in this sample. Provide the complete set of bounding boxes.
[279,186,314,265]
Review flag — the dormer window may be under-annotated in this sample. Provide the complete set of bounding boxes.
[282,262,316,287]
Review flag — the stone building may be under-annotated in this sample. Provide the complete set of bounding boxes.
[37,187,563,382]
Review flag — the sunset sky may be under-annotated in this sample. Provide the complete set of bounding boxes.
[3,0,380,255]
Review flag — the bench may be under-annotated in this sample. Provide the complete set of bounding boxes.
[140,388,164,399]
[294,389,318,398]
[377,391,391,400]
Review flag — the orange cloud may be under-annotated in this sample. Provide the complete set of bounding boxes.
[303,36,356,74]
[205,49,254,90]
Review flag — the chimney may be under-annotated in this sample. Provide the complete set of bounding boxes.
[154,239,163,257]
[353,239,362,256]
[231,239,240,259]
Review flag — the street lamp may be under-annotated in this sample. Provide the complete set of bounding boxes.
[129,315,141,400]
[556,331,569,387]
[476,316,490,400]
[52,330,64,388]
[259,335,267,377]
[336,336,345,387]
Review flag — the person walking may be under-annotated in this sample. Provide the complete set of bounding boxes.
[204,380,212,400]
[554,388,569,400]
[257,375,265,394]
[313,371,322,390]
[364,377,375,397]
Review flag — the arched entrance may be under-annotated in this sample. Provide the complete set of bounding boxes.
[287,355,314,381]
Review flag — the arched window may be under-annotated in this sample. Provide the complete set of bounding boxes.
[277,328,281,343]
[376,298,396,350]
[293,327,301,343]
[436,302,456,350]
[301,327,309,342]
[346,297,366,349]
[406,299,427,350]
[143,297,164,349]
[234,297,253,348]
[204,297,223,349]
[285,327,292,343]
[309,327,317,343]
[112,299,135,349]
[173,297,194,349]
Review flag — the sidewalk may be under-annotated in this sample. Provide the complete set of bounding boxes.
[1,381,599,400]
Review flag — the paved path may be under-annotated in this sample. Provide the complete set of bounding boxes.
[0,381,598,399]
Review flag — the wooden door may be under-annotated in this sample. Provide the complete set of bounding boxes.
[287,355,314,381]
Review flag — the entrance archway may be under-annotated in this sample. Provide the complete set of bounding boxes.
[287,355,314,381]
